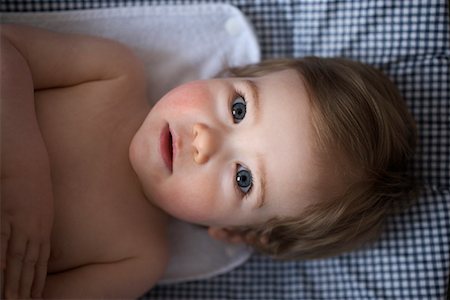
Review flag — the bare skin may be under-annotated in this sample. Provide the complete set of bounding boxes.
[1,25,168,299]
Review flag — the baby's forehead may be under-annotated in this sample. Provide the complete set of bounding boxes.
[265,155,348,220]
[246,73,323,215]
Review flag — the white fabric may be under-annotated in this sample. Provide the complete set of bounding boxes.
[2,3,259,284]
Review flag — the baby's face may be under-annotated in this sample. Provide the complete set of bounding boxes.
[130,69,330,228]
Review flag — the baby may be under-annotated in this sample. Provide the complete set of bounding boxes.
[0,24,417,299]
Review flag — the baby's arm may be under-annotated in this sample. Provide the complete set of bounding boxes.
[1,27,54,299]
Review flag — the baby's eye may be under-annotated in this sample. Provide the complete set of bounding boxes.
[231,95,246,123]
[235,165,253,194]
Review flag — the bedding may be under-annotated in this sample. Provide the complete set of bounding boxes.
[1,0,449,299]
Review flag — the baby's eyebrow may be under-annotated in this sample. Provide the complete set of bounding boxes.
[243,79,266,209]
[243,79,266,208]
[255,154,267,209]
[242,79,260,124]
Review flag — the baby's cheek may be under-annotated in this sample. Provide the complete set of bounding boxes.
[163,81,211,112]
[162,176,218,224]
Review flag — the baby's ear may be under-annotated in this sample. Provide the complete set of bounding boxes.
[207,227,245,244]
[207,227,269,246]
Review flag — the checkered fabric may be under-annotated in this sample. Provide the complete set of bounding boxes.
[2,0,449,299]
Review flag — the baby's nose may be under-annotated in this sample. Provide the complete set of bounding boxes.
[192,123,219,164]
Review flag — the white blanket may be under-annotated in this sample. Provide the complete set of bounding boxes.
[2,3,260,284]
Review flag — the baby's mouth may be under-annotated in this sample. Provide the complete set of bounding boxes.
[160,124,173,172]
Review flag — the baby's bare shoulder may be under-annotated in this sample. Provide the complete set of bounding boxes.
[45,222,168,298]
[3,24,147,91]
[112,200,169,261]
[90,190,169,264]
[46,198,169,297]
[99,201,169,292]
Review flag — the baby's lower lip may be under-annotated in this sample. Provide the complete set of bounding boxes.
[160,124,173,172]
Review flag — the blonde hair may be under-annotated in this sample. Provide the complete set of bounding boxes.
[225,57,418,259]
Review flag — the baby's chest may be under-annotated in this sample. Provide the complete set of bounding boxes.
[44,132,163,275]
[33,82,160,274]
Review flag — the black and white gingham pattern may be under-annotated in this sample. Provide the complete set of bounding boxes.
[2,1,449,299]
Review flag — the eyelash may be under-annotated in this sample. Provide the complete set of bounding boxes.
[230,88,248,124]
[234,164,253,198]
[229,86,253,197]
